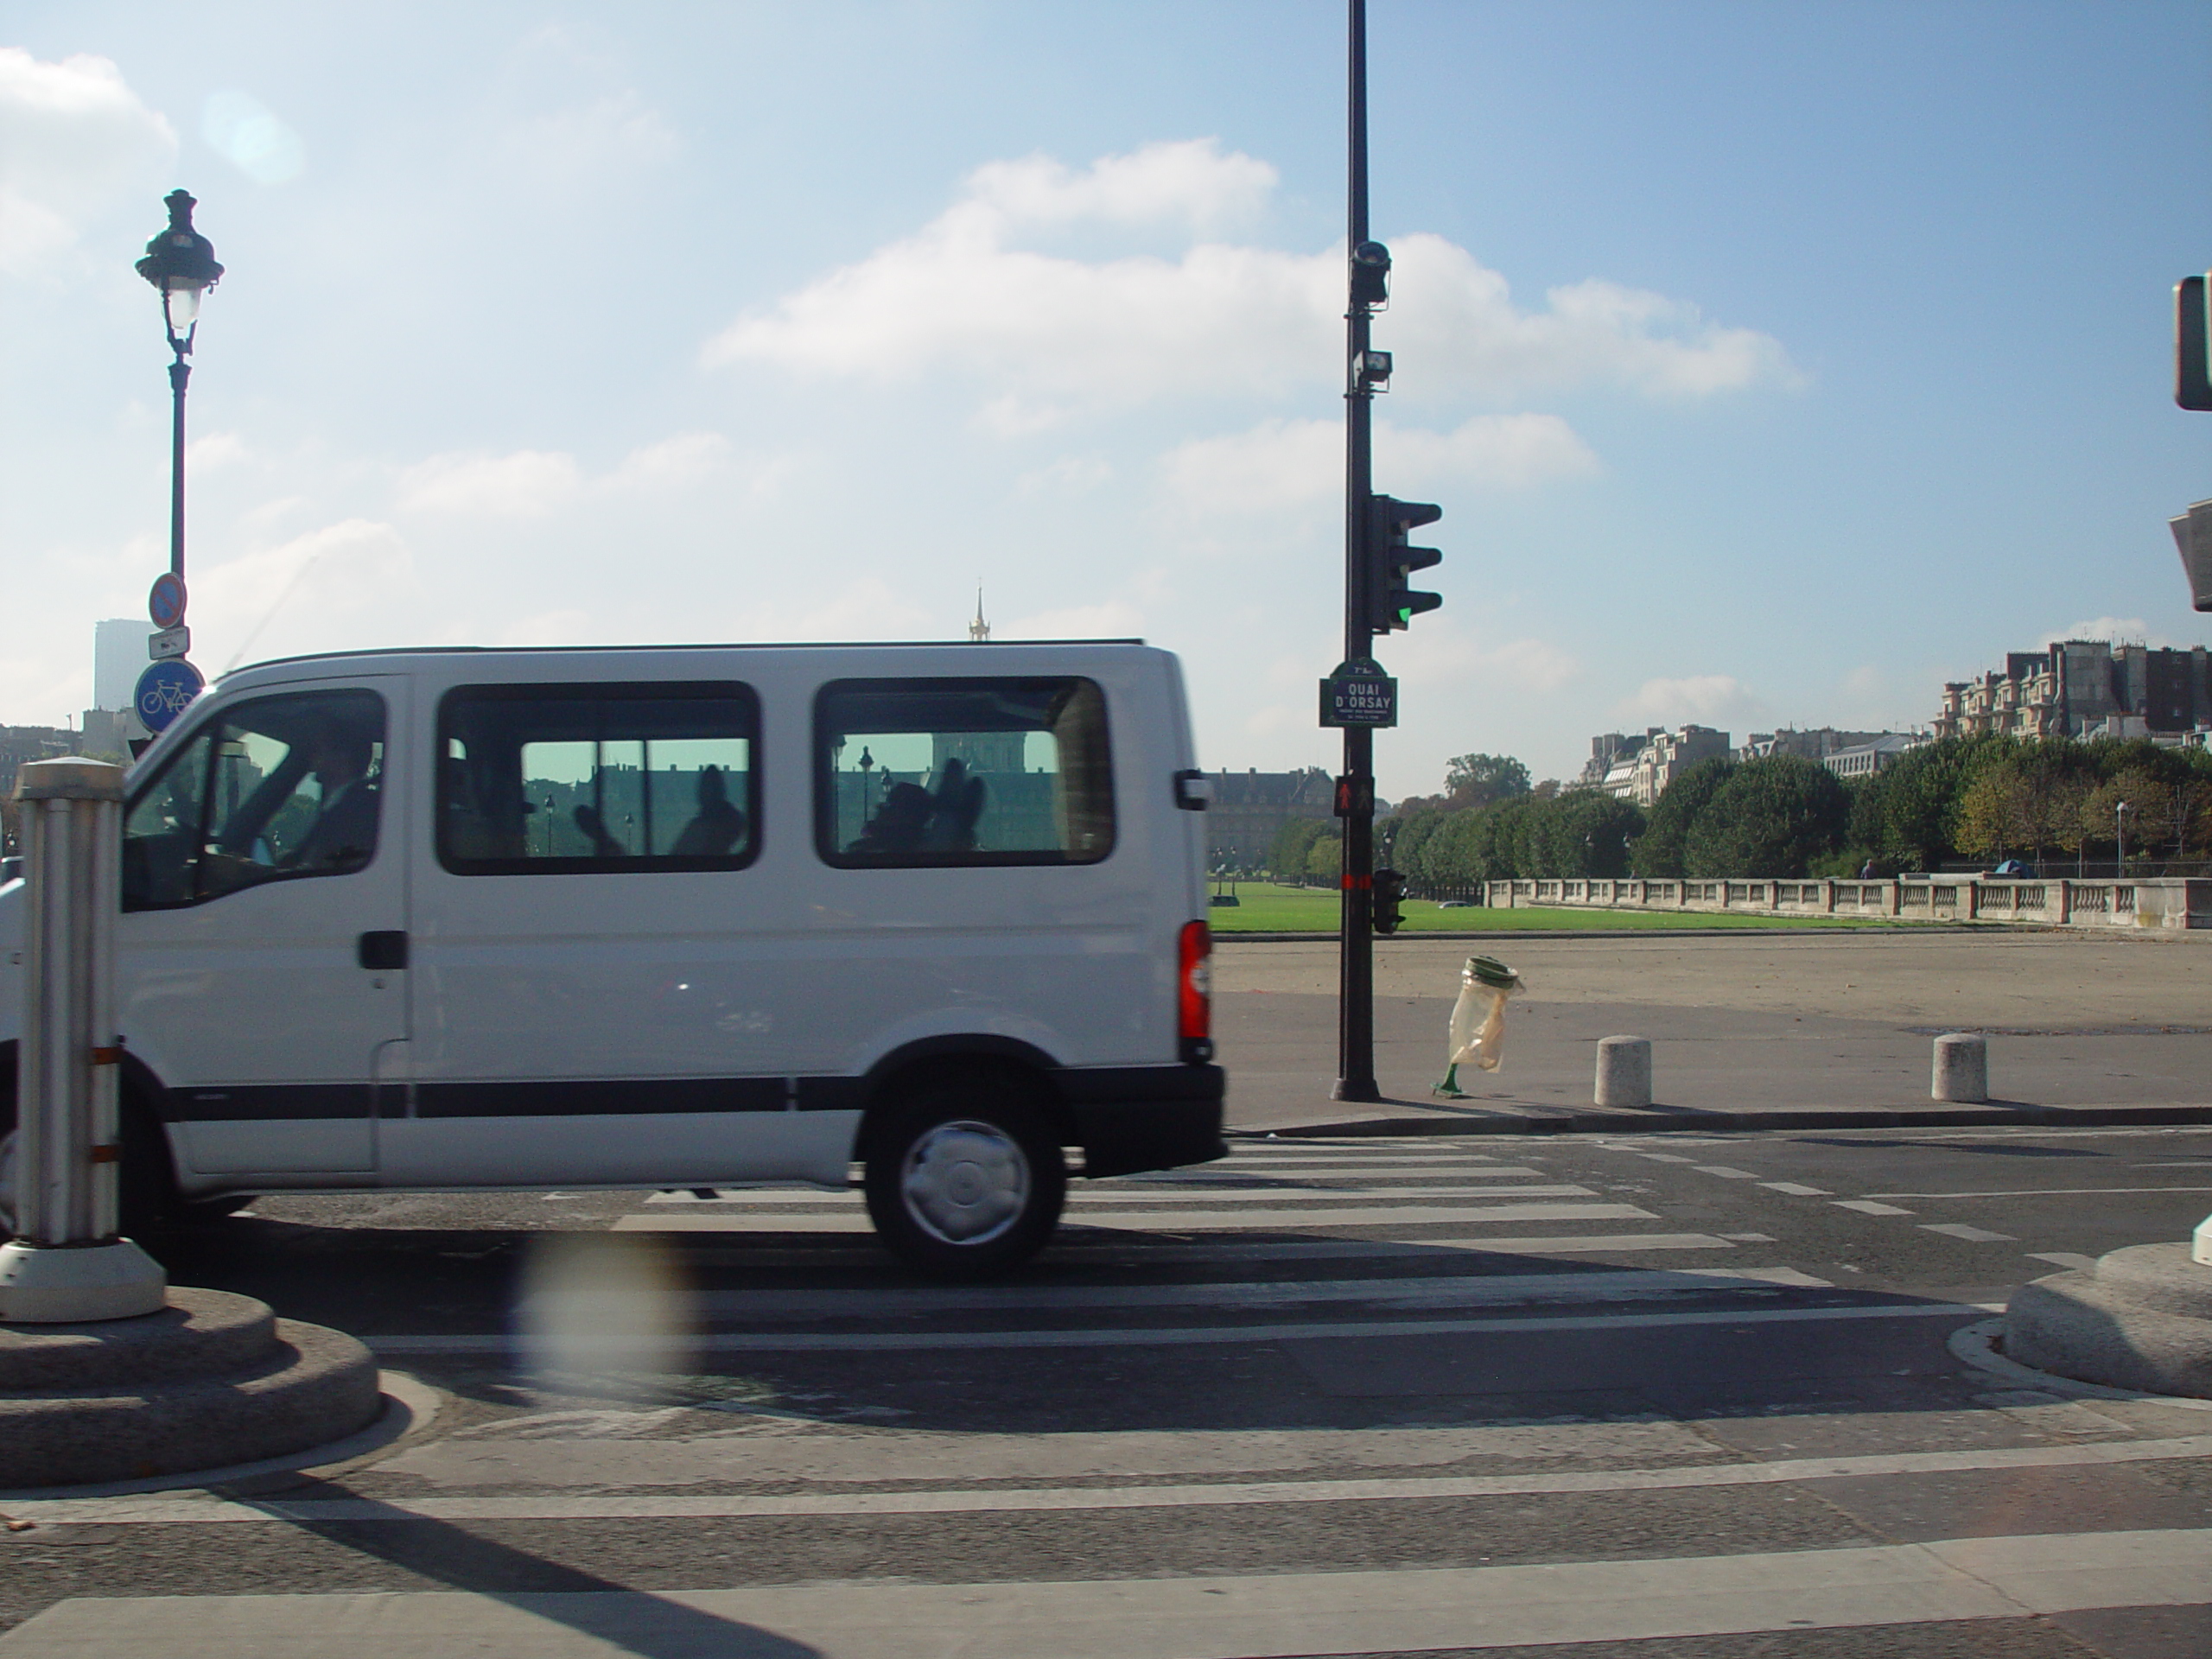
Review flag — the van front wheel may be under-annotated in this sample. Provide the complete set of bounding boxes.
[863,1085,1065,1278]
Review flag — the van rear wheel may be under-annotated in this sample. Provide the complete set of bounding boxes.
[863,1083,1065,1278]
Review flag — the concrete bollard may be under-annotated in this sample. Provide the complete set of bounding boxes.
[1595,1035,1653,1109]
[1,758,166,1321]
[1932,1032,1988,1103]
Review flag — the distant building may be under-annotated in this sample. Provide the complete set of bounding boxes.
[1934,640,2212,741]
[1584,726,1732,809]
[1822,734,1922,779]
[93,619,152,713]
[1205,767,1336,870]
[0,726,83,835]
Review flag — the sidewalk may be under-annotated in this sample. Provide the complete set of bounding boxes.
[1217,931,2212,1139]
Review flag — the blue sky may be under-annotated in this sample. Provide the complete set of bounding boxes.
[3,1,2208,797]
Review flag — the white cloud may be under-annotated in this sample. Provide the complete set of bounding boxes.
[963,141,1275,234]
[396,449,584,517]
[1160,412,1598,518]
[1376,414,1600,488]
[192,518,418,669]
[202,90,305,186]
[502,90,680,177]
[1389,619,1581,694]
[703,141,1796,417]
[1001,600,1146,639]
[1014,455,1114,497]
[1616,673,1769,731]
[185,431,254,471]
[395,433,761,516]
[0,49,176,278]
[2046,616,2171,648]
[1160,418,1338,514]
[1389,238,1802,399]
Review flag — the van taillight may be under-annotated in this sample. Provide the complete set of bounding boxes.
[1178,920,1212,1059]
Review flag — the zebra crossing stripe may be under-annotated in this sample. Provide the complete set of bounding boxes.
[613,1202,1656,1232]
[18,1436,2206,1528]
[368,1300,1986,1355]
[7,1529,2205,1656]
[515,1264,1830,1322]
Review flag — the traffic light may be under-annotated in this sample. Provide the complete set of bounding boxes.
[2178,276,2212,411]
[1371,868,1406,936]
[1366,494,1442,633]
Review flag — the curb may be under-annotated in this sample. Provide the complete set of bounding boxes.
[1230,1102,2212,1139]
[1214,928,1959,943]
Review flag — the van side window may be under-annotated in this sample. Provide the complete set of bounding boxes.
[815,677,1114,868]
[122,689,387,912]
[438,682,760,875]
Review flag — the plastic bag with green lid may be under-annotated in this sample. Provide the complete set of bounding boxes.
[1434,955,1524,1097]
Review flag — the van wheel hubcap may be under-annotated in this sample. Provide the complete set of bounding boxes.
[900,1120,1029,1245]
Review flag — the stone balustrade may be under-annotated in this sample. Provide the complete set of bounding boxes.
[1478,874,2212,931]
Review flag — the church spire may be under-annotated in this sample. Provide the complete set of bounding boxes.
[969,585,990,644]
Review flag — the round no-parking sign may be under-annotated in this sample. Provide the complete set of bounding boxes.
[135,658,205,733]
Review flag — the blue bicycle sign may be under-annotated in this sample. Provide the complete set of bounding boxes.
[135,658,205,733]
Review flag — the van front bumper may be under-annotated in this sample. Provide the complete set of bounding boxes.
[1059,1064,1227,1179]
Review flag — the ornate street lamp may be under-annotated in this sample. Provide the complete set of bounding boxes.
[135,190,224,582]
[2115,799,2132,876]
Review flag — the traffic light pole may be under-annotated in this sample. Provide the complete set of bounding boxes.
[1335,0,1379,1103]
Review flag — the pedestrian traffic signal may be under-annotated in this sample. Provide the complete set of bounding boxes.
[1371,868,1407,935]
[1366,495,1442,633]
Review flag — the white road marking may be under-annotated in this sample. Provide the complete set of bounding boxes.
[646,1179,1584,1206]
[1761,1181,1831,1196]
[1637,1153,1698,1162]
[21,1436,2209,1527]
[7,1530,2208,1659]
[519,1265,1831,1323]
[2026,1251,2099,1270]
[1833,1199,1915,1216]
[615,1201,1660,1234]
[1042,1233,1742,1262]
[1919,1224,2018,1243]
[367,1300,1984,1356]
[1865,1186,2212,1199]
[1694,1166,1763,1179]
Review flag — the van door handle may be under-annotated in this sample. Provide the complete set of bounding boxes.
[359,931,409,971]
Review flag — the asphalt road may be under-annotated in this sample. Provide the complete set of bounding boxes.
[1214,932,2212,1128]
[3,1122,2208,1657]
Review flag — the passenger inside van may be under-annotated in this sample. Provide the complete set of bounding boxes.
[668,765,746,856]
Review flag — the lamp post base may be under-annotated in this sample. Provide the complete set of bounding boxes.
[0,1239,168,1324]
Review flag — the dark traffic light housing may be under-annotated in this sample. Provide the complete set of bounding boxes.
[1366,494,1442,633]
[1371,868,1406,935]
[2178,276,2212,411]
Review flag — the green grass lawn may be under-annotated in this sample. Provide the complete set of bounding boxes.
[1204,881,1908,933]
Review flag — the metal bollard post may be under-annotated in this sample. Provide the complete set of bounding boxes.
[1931,1032,1989,1104]
[0,758,166,1322]
[1594,1035,1653,1109]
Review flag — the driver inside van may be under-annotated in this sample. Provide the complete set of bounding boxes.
[280,727,380,873]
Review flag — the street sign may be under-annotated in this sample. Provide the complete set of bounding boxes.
[1319,658,1398,728]
[134,658,204,734]
[149,625,190,661]
[148,572,188,630]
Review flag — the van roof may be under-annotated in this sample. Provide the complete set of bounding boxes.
[219,639,1150,684]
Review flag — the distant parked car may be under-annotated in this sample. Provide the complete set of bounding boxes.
[1989,859,2034,877]
[1437,899,1471,908]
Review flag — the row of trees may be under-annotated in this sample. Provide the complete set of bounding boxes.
[1268,734,2212,887]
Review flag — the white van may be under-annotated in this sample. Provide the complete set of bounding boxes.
[0,642,1225,1275]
